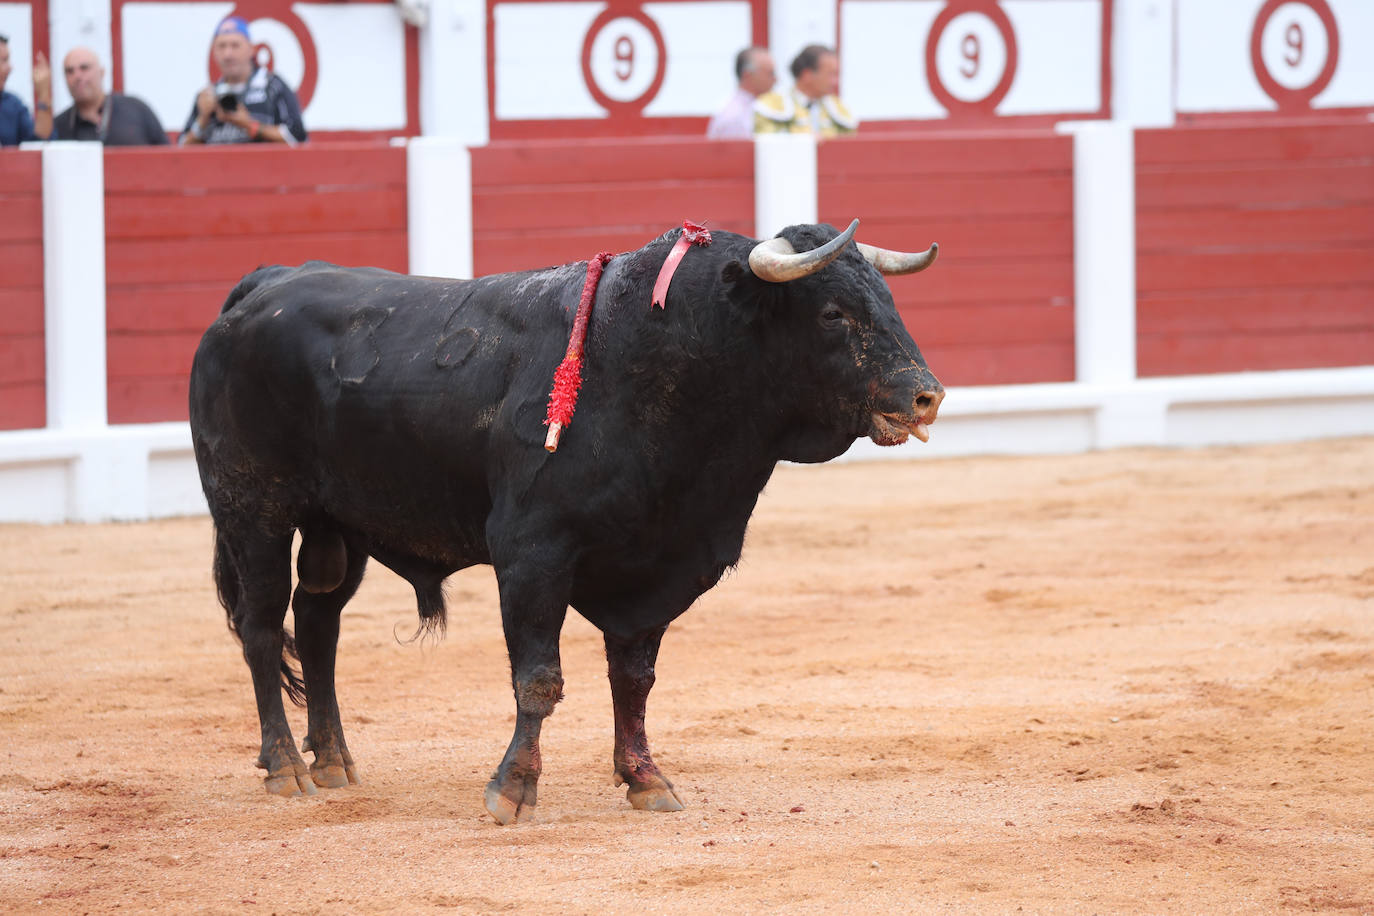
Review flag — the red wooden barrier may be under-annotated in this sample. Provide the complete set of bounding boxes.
[470,137,754,275]
[103,144,409,424]
[818,131,1076,387]
[1135,123,1374,376]
[0,151,46,431]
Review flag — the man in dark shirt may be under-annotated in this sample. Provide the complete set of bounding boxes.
[51,47,167,145]
[180,16,306,145]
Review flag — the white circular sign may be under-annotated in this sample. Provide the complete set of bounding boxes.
[587,17,659,104]
[1259,2,1329,90]
[933,12,1008,103]
[248,18,305,90]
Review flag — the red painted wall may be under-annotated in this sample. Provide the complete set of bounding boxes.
[103,144,409,424]
[470,137,755,275]
[818,131,1076,387]
[0,151,46,431]
[1135,123,1374,377]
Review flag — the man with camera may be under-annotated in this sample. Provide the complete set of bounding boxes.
[180,16,306,145]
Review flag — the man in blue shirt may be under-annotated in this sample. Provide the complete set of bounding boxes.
[0,34,52,146]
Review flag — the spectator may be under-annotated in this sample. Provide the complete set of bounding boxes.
[180,16,306,145]
[0,35,51,146]
[706,47,775,140]
[755,44,857,138]
[51,47,168,145]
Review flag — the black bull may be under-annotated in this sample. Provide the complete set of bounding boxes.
[189,220,944,823]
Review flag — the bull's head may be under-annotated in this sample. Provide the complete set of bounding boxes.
[731,219,944,462]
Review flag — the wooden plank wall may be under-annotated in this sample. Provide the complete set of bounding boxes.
[0,151,46,431]
[818,132,1076,387]
[1136,123,1374,376]
[103,144,408,424]
[470,138,755,275]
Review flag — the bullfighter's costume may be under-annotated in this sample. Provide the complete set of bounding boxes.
[753,88,858,138]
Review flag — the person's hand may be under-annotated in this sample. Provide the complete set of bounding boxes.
[215,103,255,131]
[33,51,51,99]
[196,87,217,124]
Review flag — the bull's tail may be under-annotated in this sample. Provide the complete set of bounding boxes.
[213,526,307,707]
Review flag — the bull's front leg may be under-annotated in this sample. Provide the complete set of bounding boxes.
[606,627,683,812]
[485,568,568,825]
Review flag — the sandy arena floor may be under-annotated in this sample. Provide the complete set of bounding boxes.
[2,437,1372,914]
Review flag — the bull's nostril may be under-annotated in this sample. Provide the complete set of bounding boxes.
[915,394,932,410]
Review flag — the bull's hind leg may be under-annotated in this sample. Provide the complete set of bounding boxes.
[484,563,569,825]
[225,529,317,797]
[293,526,367,789]
[606,628,683,812]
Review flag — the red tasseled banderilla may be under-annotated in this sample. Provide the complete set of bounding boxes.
[544,251,615,452]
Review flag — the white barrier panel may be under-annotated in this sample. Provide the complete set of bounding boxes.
[1177,0,1374,114]
[841,0,1107,122]
[41,142,107,432]
[491,0,750,122]
[406,137,474,279]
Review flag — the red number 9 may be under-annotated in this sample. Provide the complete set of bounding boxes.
[960,33,980,79]
[1284,22,1303,67]
[614,35,634,81]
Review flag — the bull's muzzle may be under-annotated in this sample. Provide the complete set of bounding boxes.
[871,383,944,446]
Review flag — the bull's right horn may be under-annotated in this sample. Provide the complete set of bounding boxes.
[748,219,860,283]
[856,241,939,275]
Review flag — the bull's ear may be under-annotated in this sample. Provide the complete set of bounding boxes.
[721,258,782,319]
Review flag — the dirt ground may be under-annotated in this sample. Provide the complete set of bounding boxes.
[2,437,1372,914]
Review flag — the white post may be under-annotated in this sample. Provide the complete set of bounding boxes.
[42,141,107,431]
[753,132,817,237]
[1064,120,1136,386]
[419,0,489,142]
[1111,0,1176,127]
[407,137,474,279]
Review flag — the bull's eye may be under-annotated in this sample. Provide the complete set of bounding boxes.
[819,306,848,329]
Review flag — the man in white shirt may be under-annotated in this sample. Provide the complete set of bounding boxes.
[706,47,776,140]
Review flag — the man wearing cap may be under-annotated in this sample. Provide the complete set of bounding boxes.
[180,16,307,145]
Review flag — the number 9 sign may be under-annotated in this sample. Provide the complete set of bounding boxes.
[581,4,667,113]
[1250,0,1339,111]
[925,0,1017,116]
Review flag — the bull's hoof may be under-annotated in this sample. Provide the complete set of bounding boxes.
[484,779,536,825]
[263,769,317,798]
[615,769,685,812]
[302,736,360,789]
[311,762,361,789]
[626,784,684,812]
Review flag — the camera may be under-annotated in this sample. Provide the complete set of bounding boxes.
[217,92,240,112]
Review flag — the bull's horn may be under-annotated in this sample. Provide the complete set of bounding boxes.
[856,241,939,275]
[748,219,860,283]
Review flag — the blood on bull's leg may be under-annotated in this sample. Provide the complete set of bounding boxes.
[485,569,569,824]
[606,628,683,812]
[293,527,367,789]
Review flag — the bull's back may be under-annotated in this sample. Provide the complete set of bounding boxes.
[190,261,575,543]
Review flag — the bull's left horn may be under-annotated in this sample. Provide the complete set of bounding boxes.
[748,219,860,283]
[856,241,939,275]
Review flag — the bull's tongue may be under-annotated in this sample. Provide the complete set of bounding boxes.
[913,421,930,443]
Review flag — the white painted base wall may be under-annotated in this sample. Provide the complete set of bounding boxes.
[4,367,1372,524]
